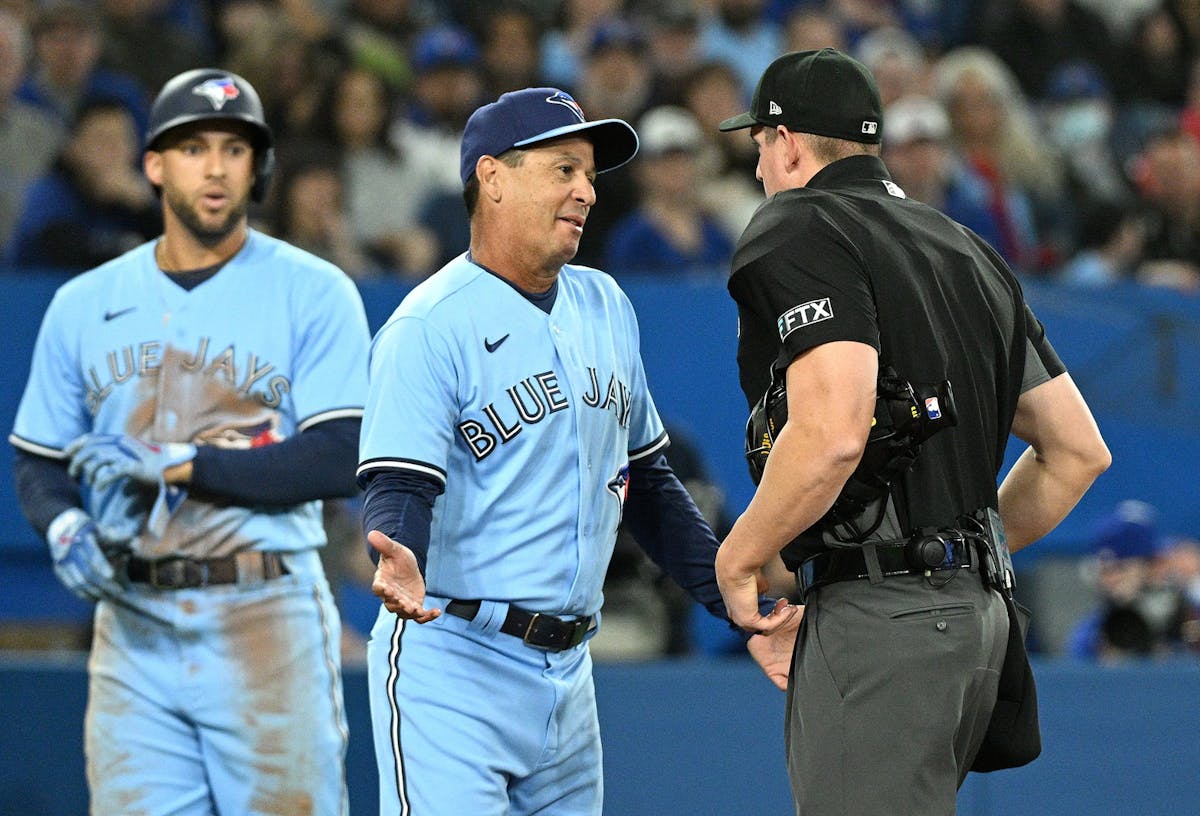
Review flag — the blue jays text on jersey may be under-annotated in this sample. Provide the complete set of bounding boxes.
[84,337,292,417]
[457,366,632,460]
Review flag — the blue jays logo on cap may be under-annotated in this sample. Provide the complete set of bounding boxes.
[192,77,240,111]
[459,86,639,185]
[545,91,586,123]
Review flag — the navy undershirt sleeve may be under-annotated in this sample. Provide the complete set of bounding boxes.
[189,417,361,505]
[360,469,444,572]
[624,452,777,632]
[13,450,81,537]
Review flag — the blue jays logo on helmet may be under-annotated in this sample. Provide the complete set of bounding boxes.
[546,91,586,123]
[192,77,241,111]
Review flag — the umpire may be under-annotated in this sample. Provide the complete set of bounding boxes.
[713,49,1111,815]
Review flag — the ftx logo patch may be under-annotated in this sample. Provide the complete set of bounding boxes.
[777,298,833,340]
[192,77,240,110]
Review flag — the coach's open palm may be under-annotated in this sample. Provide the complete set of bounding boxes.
[746,605,802,691]
[367,530,442,623]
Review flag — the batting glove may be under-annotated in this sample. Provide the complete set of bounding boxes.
[46,508,125,602]
[67,434,197,492]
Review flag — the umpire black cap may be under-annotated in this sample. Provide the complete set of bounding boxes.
[145,68,276,201]
[718,48,883,144]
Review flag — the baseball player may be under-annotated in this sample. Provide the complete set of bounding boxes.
[9,68,369,815]
[357,87,798,816]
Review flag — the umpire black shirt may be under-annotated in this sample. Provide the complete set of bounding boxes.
[728,155,1064,561]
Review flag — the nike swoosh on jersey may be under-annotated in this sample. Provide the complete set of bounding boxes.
[104,307,137,321]
[484,334,510,353]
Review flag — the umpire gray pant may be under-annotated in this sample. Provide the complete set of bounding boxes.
[786,564,1007,816]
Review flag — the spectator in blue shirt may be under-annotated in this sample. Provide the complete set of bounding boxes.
[17,2,149,138]
[6,98,159,270]
[604,105,734,276]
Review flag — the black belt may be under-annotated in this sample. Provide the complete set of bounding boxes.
[797,534,975,599]
[445,599,594,652]
[122,552,289,590]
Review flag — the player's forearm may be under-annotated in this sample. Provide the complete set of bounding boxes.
[189,417,361,505]
[997,444,1109,552]
[360,470,440,571]
[624,454,726,619]
[13,450,83,537]
[729,426,860,569]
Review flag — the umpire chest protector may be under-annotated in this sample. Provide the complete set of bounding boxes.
[728,155,1029,564]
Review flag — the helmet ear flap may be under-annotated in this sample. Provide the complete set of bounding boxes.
[252,145,276,202]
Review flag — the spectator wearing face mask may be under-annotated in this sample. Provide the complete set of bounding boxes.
[1041,61,1129,206]
[1066,501,1191,661]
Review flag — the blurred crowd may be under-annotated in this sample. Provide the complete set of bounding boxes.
[2,0,1200,290]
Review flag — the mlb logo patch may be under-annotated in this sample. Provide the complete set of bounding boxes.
[193,77,240,110]
[925,396,942,419]
[861,121,879,135]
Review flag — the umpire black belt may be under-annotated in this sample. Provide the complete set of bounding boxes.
[797,534,975,599]
[446,599,594,652]
[121,551,289,590]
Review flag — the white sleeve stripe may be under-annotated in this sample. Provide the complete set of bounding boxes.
[8,434,67,459]
[356,459,448,485]
[298,407,364,431]
[629,431,670,461]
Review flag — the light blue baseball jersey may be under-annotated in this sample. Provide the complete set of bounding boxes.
[358,253,668,616]
[10,228,370,558]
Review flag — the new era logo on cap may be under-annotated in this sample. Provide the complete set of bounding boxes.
[769,101,782,115]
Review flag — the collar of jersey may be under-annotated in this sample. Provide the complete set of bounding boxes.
[466,251,559,309]
[803,154,892,192]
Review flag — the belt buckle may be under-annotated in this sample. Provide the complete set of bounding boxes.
[522,612,557,651]
[522,611,589,651]
[148,558,207,589]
